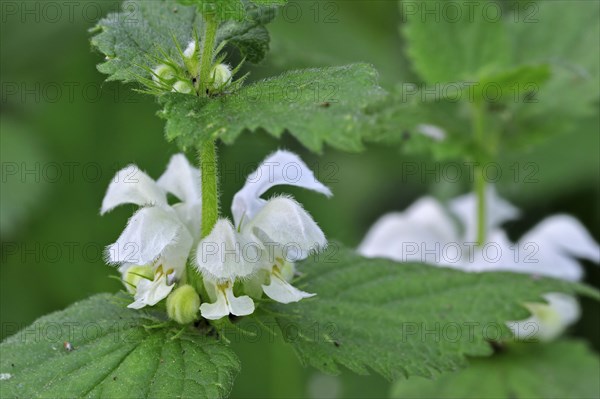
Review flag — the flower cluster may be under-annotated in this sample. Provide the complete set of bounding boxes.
[359,187,600,342]
[102,150,331,323]
[146,39,240,96]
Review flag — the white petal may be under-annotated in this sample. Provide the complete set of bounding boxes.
[107,207,182,265]
[545,292,581,326]
[200,288,230,320]
[262,273,315,304]
[522,215,600,264]
[358,197,458,264]
[157,227,193,277]
[183,40,196,58]
[127,274,174,309]
[245,197,326,261]
[468,229,515,273]
[506,293,580,342]
[172,202,202,242]
[469,228,586,281]
[157,154,202,205]
[101,165,166,214]
[195,219,261,281]
[231,150,332,227]
[199,284,255,319]
[224,286,255,316]
[449,186,519,242]
[416,124,446,141]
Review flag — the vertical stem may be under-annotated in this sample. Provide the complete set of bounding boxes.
[186,139,219,295]
[475,164,486,246]
[472,102,486,246]
[200,139,219,238]
[199,14,218,96]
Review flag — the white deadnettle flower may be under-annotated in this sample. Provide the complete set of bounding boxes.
[359,187,599,341]
[195,150,331,320]
[102,154,201,309]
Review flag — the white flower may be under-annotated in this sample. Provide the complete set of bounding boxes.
[507,293,581,342]
[195,219,259,319]
[102,154,201,309]
[359,187,599,341]
[195,150,331,319]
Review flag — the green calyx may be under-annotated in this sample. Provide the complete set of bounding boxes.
[167,284,201,324]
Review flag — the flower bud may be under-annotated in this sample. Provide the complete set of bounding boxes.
[183,40,196,59]
[152,64,175,83]
[167,285,201,324]
[172,80,194,94]
[123,265,154,294]
[209,64,232,90]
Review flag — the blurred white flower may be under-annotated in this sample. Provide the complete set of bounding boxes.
[195,150,331,319]
[102,154,201,309]
[359,187,599,341]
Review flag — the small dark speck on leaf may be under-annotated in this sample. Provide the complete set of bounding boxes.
[182,350,186,355]
[402,130,411,140]
[333,340,341,348]
[319,102,331,108]
[11,363,15,367]
[113,376,118,381]
[173,8,178,13]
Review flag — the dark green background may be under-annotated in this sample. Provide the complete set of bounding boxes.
[1,1,598,398]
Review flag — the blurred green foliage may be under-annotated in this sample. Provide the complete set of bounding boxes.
[1,1,598,397]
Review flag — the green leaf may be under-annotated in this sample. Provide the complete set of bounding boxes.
[265,245,599,380]
[159,64,386,152]
[510,0,600,118]
[471,64,551,104]
[391,340,600,399]
[0,294,240,399]
[402,0,510,84]
[178,0,286,22]
[90,0,277,83]
[501,1,600,149]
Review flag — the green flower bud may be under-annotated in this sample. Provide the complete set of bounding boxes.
[167,285,201,324]
[172,80,194,94]
[183,40,199,74]
[152,64,176,83]
[123,265,154,294]
[209,64,232,90]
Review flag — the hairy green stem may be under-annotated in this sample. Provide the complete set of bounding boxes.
[186,139,219,296]
[200,139,219,238]
[199,14,218,96]
[472,102,486,246]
